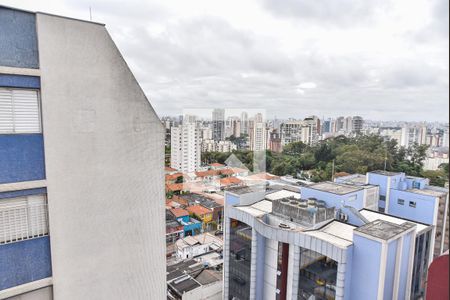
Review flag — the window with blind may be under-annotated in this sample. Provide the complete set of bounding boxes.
[0,88,41,134]
[0,194,49,244]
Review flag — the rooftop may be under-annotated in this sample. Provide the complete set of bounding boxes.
[305,221,355,248]
[336,174,367,185]
[170,208,189,218]
[220,177,243,187]
[210,163,225,168]
[369,170,403,176]
[359,209,430,234]
[265,189,301,201]
[176,233,223,249]
[406,187,448,197]
[354,219,415,241]
[186,205,212,216]
[307,181,363,195]
[226,185,263,195]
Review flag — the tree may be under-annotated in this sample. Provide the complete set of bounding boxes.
[175,175,184,184]
[282,141,309,156]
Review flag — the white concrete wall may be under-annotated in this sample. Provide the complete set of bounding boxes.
[7,287,53,300]
[263,239,278,300]
[36,14,166,300]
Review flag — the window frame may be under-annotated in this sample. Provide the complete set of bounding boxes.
[0,87,42,134]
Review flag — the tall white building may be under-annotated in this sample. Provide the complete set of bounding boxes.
[444,126,449,148]
[251,121,268,151]
[171,123,201,173]
[241,112,249,135]
[352,116,364,133]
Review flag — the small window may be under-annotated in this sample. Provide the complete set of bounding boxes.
[0,88,41,133]
[380,195,386,201]
[409,201,416,208]
[348,195,357,202]
[398,199,405,205]
[413,181,420,189]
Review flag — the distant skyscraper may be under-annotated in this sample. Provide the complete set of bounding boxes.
[344,116,353,132]
[443,126,449,148]
[171,122,201,173]
[352,116,364,133]
[241,111,249,135]
[336,116,345,132]
[212,108,225,141]
[322,119,331,133]
[251,121,267,151]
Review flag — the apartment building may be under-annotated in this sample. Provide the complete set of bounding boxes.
[223,185,428,300]
[0,6,165,299]
[365,171,449,258]
[171,122,201,173]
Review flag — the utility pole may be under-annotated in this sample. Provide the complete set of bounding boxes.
[331,159,335,181]
[384,147,387,171]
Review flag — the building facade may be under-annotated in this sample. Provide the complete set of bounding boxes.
[212,108,225,142]
[223,185,423,300]
[0,6,165,299]
[171,123,201,173]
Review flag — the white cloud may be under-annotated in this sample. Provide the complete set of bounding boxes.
[4,0,448,121]
[298,82,317,89]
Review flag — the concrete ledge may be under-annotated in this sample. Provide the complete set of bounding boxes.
[0,278,52,299]
[0,66,40,76]
[0,180,47,193]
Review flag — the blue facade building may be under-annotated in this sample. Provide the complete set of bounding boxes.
[223,185,428,300]
[365,171,449,259]
[1,5,166,299]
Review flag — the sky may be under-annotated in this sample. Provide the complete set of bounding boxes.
[4,0,449,121]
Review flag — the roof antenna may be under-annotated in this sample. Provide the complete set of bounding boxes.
[89,6,92,21]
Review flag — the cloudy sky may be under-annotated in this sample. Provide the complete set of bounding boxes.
[5,0,449,121]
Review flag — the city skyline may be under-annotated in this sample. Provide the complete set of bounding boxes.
[3,0,449,122]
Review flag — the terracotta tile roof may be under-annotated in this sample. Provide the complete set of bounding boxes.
[335,172,351,178]
[186,205,212,216]
[219,169,234,175]
[170,208,189,218]
[220,177,243,186]
[245,172,279,180]
[210,163,225,167]
[166,183,185,192]
[171,195,188,206]
[195,169,219,178]
[165,166,178,172]
[165,172,184,181]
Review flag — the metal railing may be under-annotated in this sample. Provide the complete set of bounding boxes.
[0,203,49,245]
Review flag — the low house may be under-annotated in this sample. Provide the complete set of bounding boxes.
[175,233,223,260]
[167,259,222,300]
[209,163,226,170]
[170,208,202,237]
[218,177,243,190]
[186,205,213,230]
[166,210,185,256]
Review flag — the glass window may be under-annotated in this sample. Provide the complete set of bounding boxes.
[380,195,386,201]
[0,194,48,244]
[0,88,41,134]
[398,199,405,205]
[409,201,416,208]
[298,248,337,300]
[228,219,252,300]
